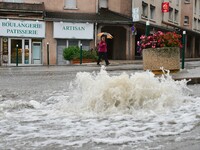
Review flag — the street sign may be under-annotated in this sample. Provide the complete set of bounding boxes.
[132,7,140,22]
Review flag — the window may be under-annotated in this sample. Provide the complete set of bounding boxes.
[169,7,173,21]
[81,40,90,51]
[184,16,189,25]
[185,0,190,3]
[198,19,200,30]
[176,0,179,6]
[68,39,78,47]
[174,9,179,22]
[3,0,23,2]
[99,0,108,8]
[194,0,197,14]
[194,18,197,29]
[64,0,77,9]
[142,2,148,18]
[67,39,91,50]
[150,5,155,20]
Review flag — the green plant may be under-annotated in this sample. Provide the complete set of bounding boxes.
[137,31,182,54]
[63,46,98,60]
[63,46,79,60]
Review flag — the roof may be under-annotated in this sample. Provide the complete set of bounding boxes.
[0,2,44,13]
[45,8,132,24]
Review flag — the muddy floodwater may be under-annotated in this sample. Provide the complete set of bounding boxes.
[0,66,200,150]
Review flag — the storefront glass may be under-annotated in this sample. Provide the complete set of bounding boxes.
[11,39,22,64]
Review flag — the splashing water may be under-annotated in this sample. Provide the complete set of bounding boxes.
[57,67,191,116]
[1,67,200,149]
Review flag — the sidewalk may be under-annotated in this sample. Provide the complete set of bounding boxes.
[87,59,200,84]
[0,59,200,84]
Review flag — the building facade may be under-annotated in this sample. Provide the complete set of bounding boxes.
[132,0,200,59]
[0,0,200,66]
[0,0,133,66]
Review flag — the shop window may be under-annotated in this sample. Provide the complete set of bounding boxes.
[64,0,77,9]
[68,39,78,47]
[3,0,23,2]
[142,2,148,18]
[81,40,90,51]
[150,5,155,20]
[184,16,189,25]
[67,39,90,50]
[99,0,108,8]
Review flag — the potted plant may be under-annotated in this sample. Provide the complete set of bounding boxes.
[137,31,182,73]
[63,46,98,64]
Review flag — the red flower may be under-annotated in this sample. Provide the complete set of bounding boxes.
[137,31,182,54]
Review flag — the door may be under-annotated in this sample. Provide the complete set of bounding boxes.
[10,39,31,65]
[32,42,42,64]
[11,39,22,64]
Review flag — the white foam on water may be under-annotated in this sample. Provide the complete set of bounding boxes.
[56,67,191,116]
[1,67,200,149]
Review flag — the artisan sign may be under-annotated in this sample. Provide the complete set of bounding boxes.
[53,22,94,39]
[0,19,45,38]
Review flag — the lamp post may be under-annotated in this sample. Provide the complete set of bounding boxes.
[47,42,49,66]
[145,21,150,36]
[16,44,18,67]
[80,43,82,64]
[181,31,186,69]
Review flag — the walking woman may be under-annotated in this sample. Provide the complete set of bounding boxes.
[97,35,110,66]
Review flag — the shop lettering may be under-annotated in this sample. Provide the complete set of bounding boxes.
[2,22,42,28]
[63,26,85,31]
[7,29,37,35]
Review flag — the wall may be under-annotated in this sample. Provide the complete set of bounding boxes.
[21,0,96,13]
[109,0,132,17]
[43,21,56,65]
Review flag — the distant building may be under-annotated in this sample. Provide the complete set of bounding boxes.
[132,0,200,59]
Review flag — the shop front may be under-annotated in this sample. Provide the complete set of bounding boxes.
[53,22,94,65]
[0,19,45,66]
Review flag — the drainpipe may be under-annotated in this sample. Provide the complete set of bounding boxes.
[95,22,98,47]
[95,0,99,47]
[96,0,99,13]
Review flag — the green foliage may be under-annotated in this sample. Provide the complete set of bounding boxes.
[63,46,79,60]
[63,46,98,60]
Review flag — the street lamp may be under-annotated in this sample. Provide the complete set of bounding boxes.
[181,31,186,69]
[145,21,150,36]
[16,44,18,67]
[47,42,49,66]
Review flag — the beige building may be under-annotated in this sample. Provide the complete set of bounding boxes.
[0,0,133,66]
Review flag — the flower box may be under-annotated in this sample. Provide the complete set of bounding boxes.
[71,59,96,64]
[143,47,180,72]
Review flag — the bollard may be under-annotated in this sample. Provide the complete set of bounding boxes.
[47,42,49,66]
[80,43,82,64]
[16,44,18,67]
[181,31,186,69]
[145,21,150,36]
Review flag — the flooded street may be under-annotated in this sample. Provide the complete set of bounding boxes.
[0,66,200,150]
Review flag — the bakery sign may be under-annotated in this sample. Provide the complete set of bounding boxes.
[0,19,45,38]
